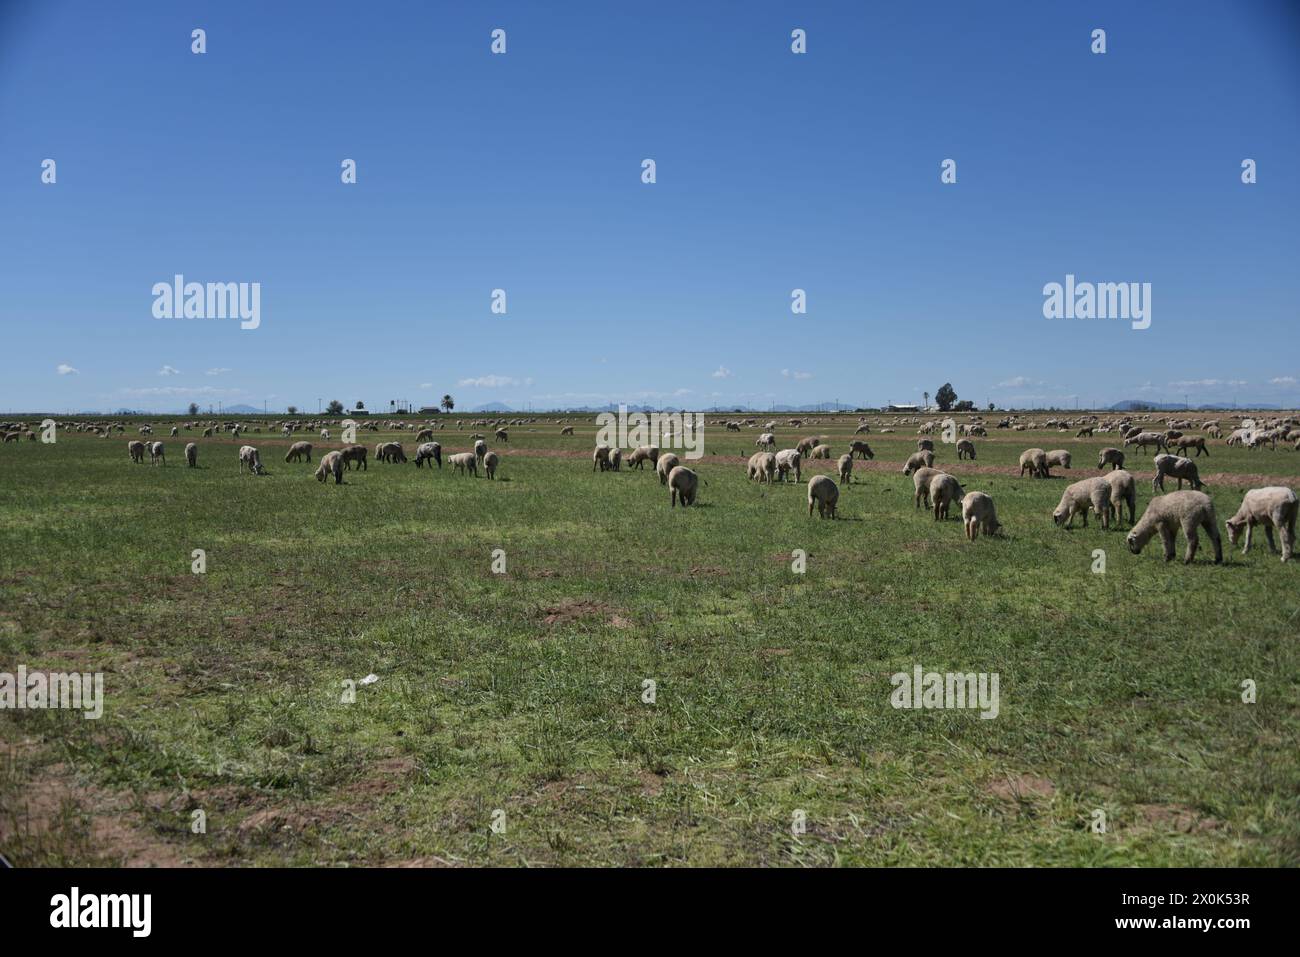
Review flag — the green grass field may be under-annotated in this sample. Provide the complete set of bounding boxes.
[2,417,1297,866]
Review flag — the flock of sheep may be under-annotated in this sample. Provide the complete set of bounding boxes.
[16,407,1296,567]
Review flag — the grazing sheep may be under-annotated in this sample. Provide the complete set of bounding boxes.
[128,440,146,464]
[1176,436,1209,457]
[1225,487,1298,562]
[747,452,776,484]
[484,450,500,479]
[1076,427,1094,437]
[1046,449,1071,470]
[956,439,976,460]
[593,445,612,472]
[414,442,442,469]
[315,450,344,484]
[837,453,853,485]
[1126,491,1222,564]
[807,475,839,518]
[1053,477,1112,529]
[849,440,874,460]
[473,439,488,462]
[961,492,1001,539]
[285,441,313,464]
[775,448,802,482]
[811,443,832,460]
[668,465,699,507]
[149,441,165,466]
[560,426,575,435]
[796,436,820,457]
[917,438,935,452]
[626,445,659,469]
[1124,431,1169,454]
[378,442,408,464]
[929,473,963,521]
[756,433,776,449]
[656,452,680,485]
[321,429,330,440]
[202,427,213,438]
[495,428,508,442]
[1152,454,1203,492]
[184,442,198,468]
[902,450,935,475]
[170,426,178,437]
[911,467,943,509]
[238,445,265,474]
[449,451,478,476]
[1019,448,1048,478]
[1098,448,1125,471]
[341,445,367,471]
[1103,469,1137,527]
[415,428,434,442]
[609,448,623,472]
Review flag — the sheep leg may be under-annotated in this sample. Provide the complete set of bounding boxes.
[1263,523,1277,554]
[1158,525,1176,561]
[1243,521,1254,553]
[1182,520,1200,564]
[1205,518,1223,564]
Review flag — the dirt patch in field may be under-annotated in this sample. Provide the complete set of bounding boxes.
[987,774,1057,802]
[538,598,624,629]
[0,760,193,867]
[1135,803,1221,833]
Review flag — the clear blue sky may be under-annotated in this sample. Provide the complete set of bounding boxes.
[2,0,1298,413]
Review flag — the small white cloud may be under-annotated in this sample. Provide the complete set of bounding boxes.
[159,365,182,377]
[711,366,733,379]
[56,363,79,376]
[205,367,232,377]
[996,376,1040,388]
[780,369,812,380]
[1168,378,1247,389]
[457,374,534,388]
[419,382,434,389]
[1269,376,1297,386]
[673,388,693,396]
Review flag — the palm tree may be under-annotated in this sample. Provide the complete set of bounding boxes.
[923,391,929,411]
[441,394,455,413]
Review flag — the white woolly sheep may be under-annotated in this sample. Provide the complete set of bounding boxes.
[917,438,934,452]
[321,429,330,440]
[609,448,623,471]
[811,443,832,460]
[747,451,776,484]
[668,465,699,507]
[484,450,500,480]
[593,445,612,472]
[1046,449,1071,470]
[903,450,935,475]
[184,442,198,468]
[1176,436,1209,457]
[495,428,508,443]
[1125,431,1169,453]
[474,439,487,461]
[956,439,976,460]
[238,445,265,474]
[756,432,776,449]
[1098,448,1125,471]
[414,442,442,469]
[1152,454,1203,492]
[378,442,408,464]
[449,451,478,476]
[796,436,820,457]
[807,475,839,518]
[1019,448,1048,478]
[960,491,1001,539]
[626,445,658,469]
[316,450,344,484]
[1053,477,1112,530]
[1103,469,1137,527]
[149,441,165,466]
[561,426,575,435]
[837,453,852,484]
[1225,486,1297,562]
[929,473,963,521]
[285,441,313,463]
[1126,490,1222,563]
[128,440,146,464]
[656,452,680,485]
[850,440,874,460]
[911,467,943,509]
[775,448,802,482]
